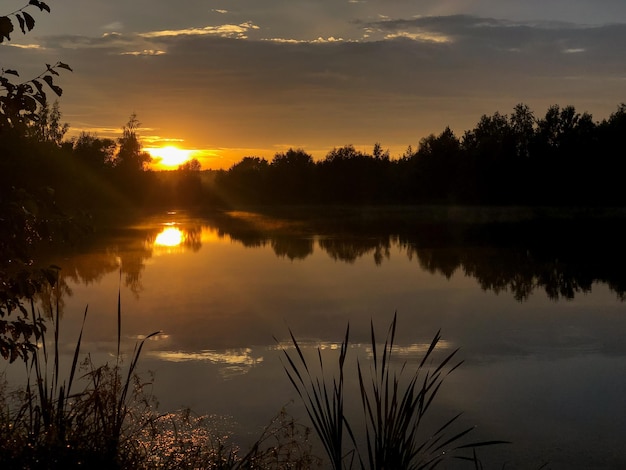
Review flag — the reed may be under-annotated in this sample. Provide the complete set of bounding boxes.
[279,313,507,469]
[278,325,354,470]
[0,275,161,469]
[0,275,318,469]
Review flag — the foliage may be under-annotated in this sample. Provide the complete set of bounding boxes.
[0,281,158,468]
[280,326,352,469]
[0,2,50,42]
[0,267,51,362]
[0,0,75,362]
[0,287,320,469]
[278,314,506,469]
[213,103,626,207]
[178,157,202,172]
[72,131,117,170]
[114,113,152,173]
[28,100,69,145]
[0,1,69,131]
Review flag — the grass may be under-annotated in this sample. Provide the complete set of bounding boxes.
[0,276,318,469]
[278,313,507,470]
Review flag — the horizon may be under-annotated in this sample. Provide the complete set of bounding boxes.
[4,0,626,169]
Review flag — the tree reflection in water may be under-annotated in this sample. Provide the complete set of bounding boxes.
[38,209,626,309]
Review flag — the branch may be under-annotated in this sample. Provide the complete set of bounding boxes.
[0,1,51,42]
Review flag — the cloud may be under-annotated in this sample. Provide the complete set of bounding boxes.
[121,49,166,56]
[4,43,43,49]
[363,14,626,53]
[383,31,452,43]
[266,36,347,44]
[30,13,626,166]
[139,22,260,39]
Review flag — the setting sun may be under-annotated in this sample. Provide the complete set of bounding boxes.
[147,146,194,169]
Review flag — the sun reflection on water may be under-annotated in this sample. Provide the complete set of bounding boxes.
[155,226,184,247]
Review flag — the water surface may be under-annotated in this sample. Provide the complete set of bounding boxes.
[11,208,626,469]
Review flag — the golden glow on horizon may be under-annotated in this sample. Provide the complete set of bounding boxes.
[147,146,194,169]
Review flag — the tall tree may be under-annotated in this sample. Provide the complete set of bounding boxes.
[28,100,69,145]
[114,113,151,172]
[269,148,315,202]
[72,132,116,170]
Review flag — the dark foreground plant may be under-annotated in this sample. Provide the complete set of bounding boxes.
[278,313,507,470]
[137,406,321,470]
[0,278,319,469]
[0,281,160,469]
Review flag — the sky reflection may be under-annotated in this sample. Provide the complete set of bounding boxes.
[17,211,626,468]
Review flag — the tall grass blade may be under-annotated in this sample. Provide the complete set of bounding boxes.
[279,315,501,470]
[117,268,122,364]
[66,305,88,399]
[278,325,351,470]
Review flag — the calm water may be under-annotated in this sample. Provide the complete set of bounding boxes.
[8,208,626,468]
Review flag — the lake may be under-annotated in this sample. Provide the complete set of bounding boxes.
[8,207,626,469]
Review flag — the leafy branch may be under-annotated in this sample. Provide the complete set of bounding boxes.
[0,1,51,42]
[0,1,71,129]
[1,62,73,129]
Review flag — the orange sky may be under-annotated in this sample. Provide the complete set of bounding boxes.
[5,1,626,170]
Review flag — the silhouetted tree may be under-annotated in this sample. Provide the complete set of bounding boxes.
[372,142,390,161]
[318,145,389,203]
[531,105,599,204]
[268,148,315,203]
[596,104,626,204]
[212,103,623,207]
[509,103,535,160]
[28,100,68,145]
[461,112,517,203]
[216,156,270,204]
[72,132,116,170]
[175,158,203,205]
[0,1,74,362]
[410,127,462,202]
[1,0,70,135]
[114,113,151,172]
[109,113,154,203]
[178,158,202,172]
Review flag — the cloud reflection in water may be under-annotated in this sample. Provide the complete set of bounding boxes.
[148,348,264,377]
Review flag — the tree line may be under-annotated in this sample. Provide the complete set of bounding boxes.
[215,103,626,206]
[3,99,626,270]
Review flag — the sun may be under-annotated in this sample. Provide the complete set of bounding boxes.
[147,146,194,169]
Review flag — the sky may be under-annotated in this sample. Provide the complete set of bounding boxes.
[3,0,626,169]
